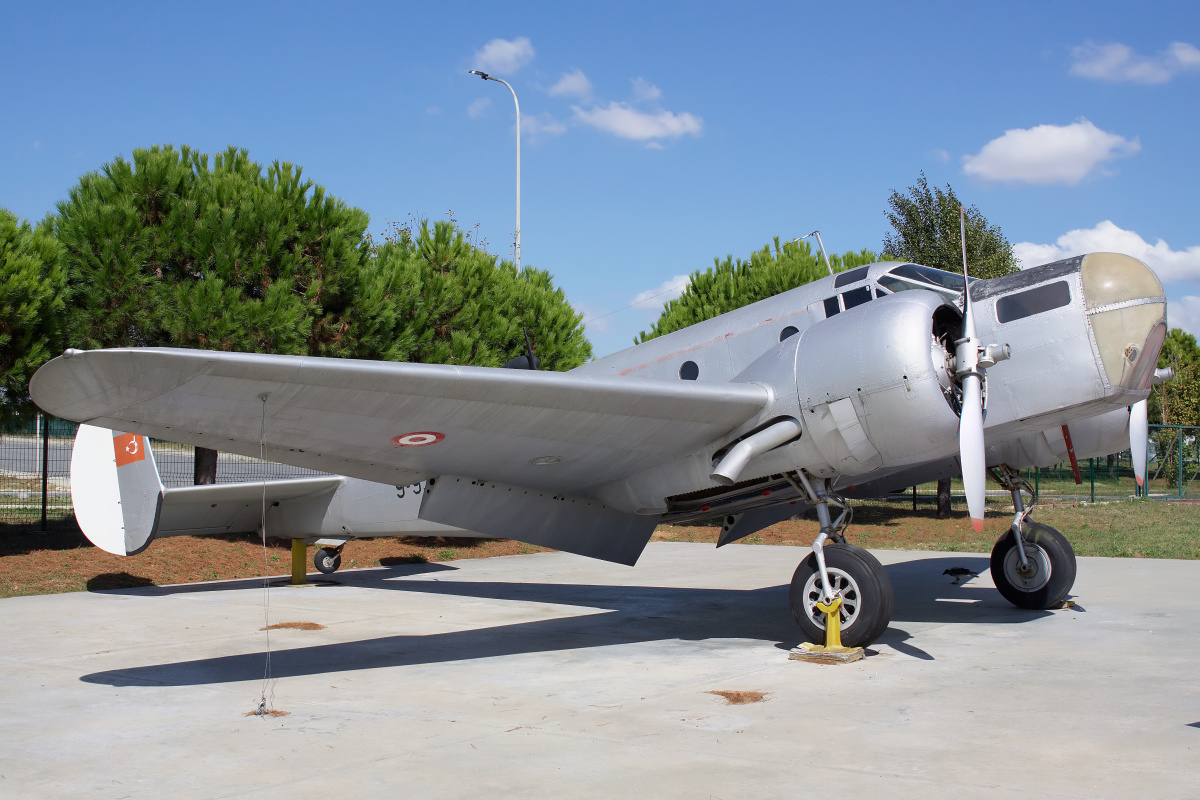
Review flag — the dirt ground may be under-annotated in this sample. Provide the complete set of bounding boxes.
[1,500,1196,598]
[0,529,547,598]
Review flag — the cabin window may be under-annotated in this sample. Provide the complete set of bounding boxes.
[823,296,840,318]
[679,360,699,380]
[842,286,872,310]
[996,280,1072,324]
[779,325,799,342]
[875,287,888,299]
[834,265,870,288]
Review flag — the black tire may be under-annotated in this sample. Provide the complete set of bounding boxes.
[314,547,342,575]
[789,543,893,648]
[990,522,1076,609]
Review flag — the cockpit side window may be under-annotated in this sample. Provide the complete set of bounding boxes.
[996,281,1072,323]
[889,264,970,293]
[878,264,972,302]
[823,296,840,318]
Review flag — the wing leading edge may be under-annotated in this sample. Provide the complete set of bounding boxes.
[32,348,771,496]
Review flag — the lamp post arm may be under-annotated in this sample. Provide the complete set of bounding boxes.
[488,76,521,270]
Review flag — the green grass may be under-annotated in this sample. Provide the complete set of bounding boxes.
[1034,501,1200,559]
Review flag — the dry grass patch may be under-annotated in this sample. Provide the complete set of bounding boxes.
[707,690,771,705]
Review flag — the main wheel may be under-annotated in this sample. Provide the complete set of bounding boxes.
[990,522,1076,609]
[789,543,893,648]
[314,547,342,575]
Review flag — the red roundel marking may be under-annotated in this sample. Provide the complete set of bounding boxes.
[391,431,445,447]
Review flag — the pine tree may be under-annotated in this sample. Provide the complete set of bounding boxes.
[0,208,65,422]
[56,145,370,356]
[357,219,591,370]
[882,172,1018,279]
[637,238,878,343]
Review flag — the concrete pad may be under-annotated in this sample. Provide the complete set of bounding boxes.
[1,542,1197,798]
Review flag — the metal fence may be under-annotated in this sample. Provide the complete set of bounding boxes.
[0,414,326,529]
[3,416,1196,530]
[882,423,1200,510]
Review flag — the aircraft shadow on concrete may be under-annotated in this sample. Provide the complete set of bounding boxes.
[80,555,1051,687]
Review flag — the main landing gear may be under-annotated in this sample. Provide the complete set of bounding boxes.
[784,471,894,648]
[989,466,1076,609]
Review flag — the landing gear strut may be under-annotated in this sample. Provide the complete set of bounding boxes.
[988,466,1076,609]
[785,471,893,647]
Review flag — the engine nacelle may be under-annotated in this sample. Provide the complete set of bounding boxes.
[788,289,963,476]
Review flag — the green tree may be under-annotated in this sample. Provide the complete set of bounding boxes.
[357,219,591,370]
[0,208,65,422]
[1151,328,1200,427]
[637,238,878,343]
[882,172,1019,279]
[56,145,370,356]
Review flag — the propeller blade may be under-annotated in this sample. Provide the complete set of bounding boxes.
[960,373,987,533]
[956,204,985,533]
[1130,399,1148,489]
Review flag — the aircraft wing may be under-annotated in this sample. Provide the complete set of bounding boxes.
[32,348,770,495]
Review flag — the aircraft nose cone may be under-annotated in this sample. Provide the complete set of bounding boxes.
[1081,253,1167,391]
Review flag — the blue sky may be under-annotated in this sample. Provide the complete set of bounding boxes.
[3,1,1198,356]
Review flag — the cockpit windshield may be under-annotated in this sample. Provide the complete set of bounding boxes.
[877,264,973,301]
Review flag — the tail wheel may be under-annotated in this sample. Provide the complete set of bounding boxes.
[789,543,893,648]
[314,547,342,575]
[990,522,1076,609]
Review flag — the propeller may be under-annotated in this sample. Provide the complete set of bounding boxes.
[1130,399,1148,490]
[956,206,987,534]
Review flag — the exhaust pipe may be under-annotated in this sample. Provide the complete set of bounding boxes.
[711,418,803,486]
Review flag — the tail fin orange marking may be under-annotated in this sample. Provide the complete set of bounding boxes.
[113,433,146,467]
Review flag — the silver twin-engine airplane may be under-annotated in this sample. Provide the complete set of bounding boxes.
[30,251,1168,647]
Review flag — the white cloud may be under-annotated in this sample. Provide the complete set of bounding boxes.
[631,77,662,102]
[522,112,567,140]
[1013,221,1200,284]
[631,274,691,312]
[1070,40,1200,84]
[932,148,950,163]
[471,37,534,75]
[467,97,491,118]
[548,69,593,100]
[1168,296,1200,337]
[572,103,702,144]
[962,119,1139,185]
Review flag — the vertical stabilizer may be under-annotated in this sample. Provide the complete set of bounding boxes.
[70,425,164,555]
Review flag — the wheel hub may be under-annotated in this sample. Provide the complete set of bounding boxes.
[801,568,861,631]
[1002,542,1051,592]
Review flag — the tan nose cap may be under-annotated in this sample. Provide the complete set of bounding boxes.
[1081,253,1167,390]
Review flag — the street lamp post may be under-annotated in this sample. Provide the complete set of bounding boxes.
[468,70,521,270]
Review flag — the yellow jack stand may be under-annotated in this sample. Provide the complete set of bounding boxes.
[789,596,865,664]
[289,539,307,585]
